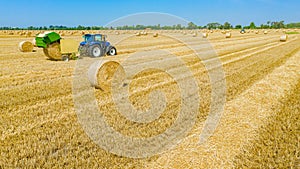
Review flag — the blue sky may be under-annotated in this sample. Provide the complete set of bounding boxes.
[0,0,299,27]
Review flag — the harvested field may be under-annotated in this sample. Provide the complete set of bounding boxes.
[0,30,299,168]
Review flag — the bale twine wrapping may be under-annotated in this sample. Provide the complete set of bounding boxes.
[88,60,125,91]
[280,35,288,42]
[19,41,34,52]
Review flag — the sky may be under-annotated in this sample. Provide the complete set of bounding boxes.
[0,0,299,27]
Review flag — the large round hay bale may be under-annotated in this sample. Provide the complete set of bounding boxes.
[18,41,34,52]
[192,32,197,37]
[43,42,61,60]
[225,32,232,38]
[264,30,268,34]
[88,60,124,91]
[280,34,288,42]
[255,30,259,34]
[202,32,208,38]
[153,33,158,37]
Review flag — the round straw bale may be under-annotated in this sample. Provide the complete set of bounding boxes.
[225,32,232,38]
[264,30,268,34]
[88,60,124,91]
[255,30,259,34]
[153,33,158,37]
[280,34,288,42]
[192,32,197,37]
[43,42,61,60]
[19,41,34,52]
[25,32,32,37]
[202,32,208,38]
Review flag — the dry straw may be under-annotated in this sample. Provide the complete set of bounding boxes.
[225,32,232,38]
[18,41,34,52]
[280,34,288,42]
[135,32,141,36]
[153,33,158,37]
[89,60,124,91]
[43,42,61,60]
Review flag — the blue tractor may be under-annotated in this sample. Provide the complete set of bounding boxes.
[79,34,117,57]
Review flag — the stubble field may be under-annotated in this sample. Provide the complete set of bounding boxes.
[0,29,299,168]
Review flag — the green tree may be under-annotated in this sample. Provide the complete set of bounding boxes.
[249,22,256,29]
[223,22,232,29]
[206,22,221,29]
[187,22,197,29]
[235,25,242,29]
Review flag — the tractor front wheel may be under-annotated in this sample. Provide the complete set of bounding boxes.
[108,47,117,56]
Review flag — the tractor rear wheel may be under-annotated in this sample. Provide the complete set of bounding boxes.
[88,45,103,57]
[108,47,117,56]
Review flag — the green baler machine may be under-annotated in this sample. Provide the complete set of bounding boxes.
[35,31,79,61]
[35,31,61,48]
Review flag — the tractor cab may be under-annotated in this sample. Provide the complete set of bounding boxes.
[79,34,117,57]
[83,34,106,42]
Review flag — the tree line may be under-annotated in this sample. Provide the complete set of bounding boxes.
[1,21,299,30]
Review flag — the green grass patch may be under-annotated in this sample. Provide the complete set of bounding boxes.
[286,31,299,34]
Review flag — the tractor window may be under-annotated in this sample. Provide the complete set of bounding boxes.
[84,35,93,42]
[95,35,102,42]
